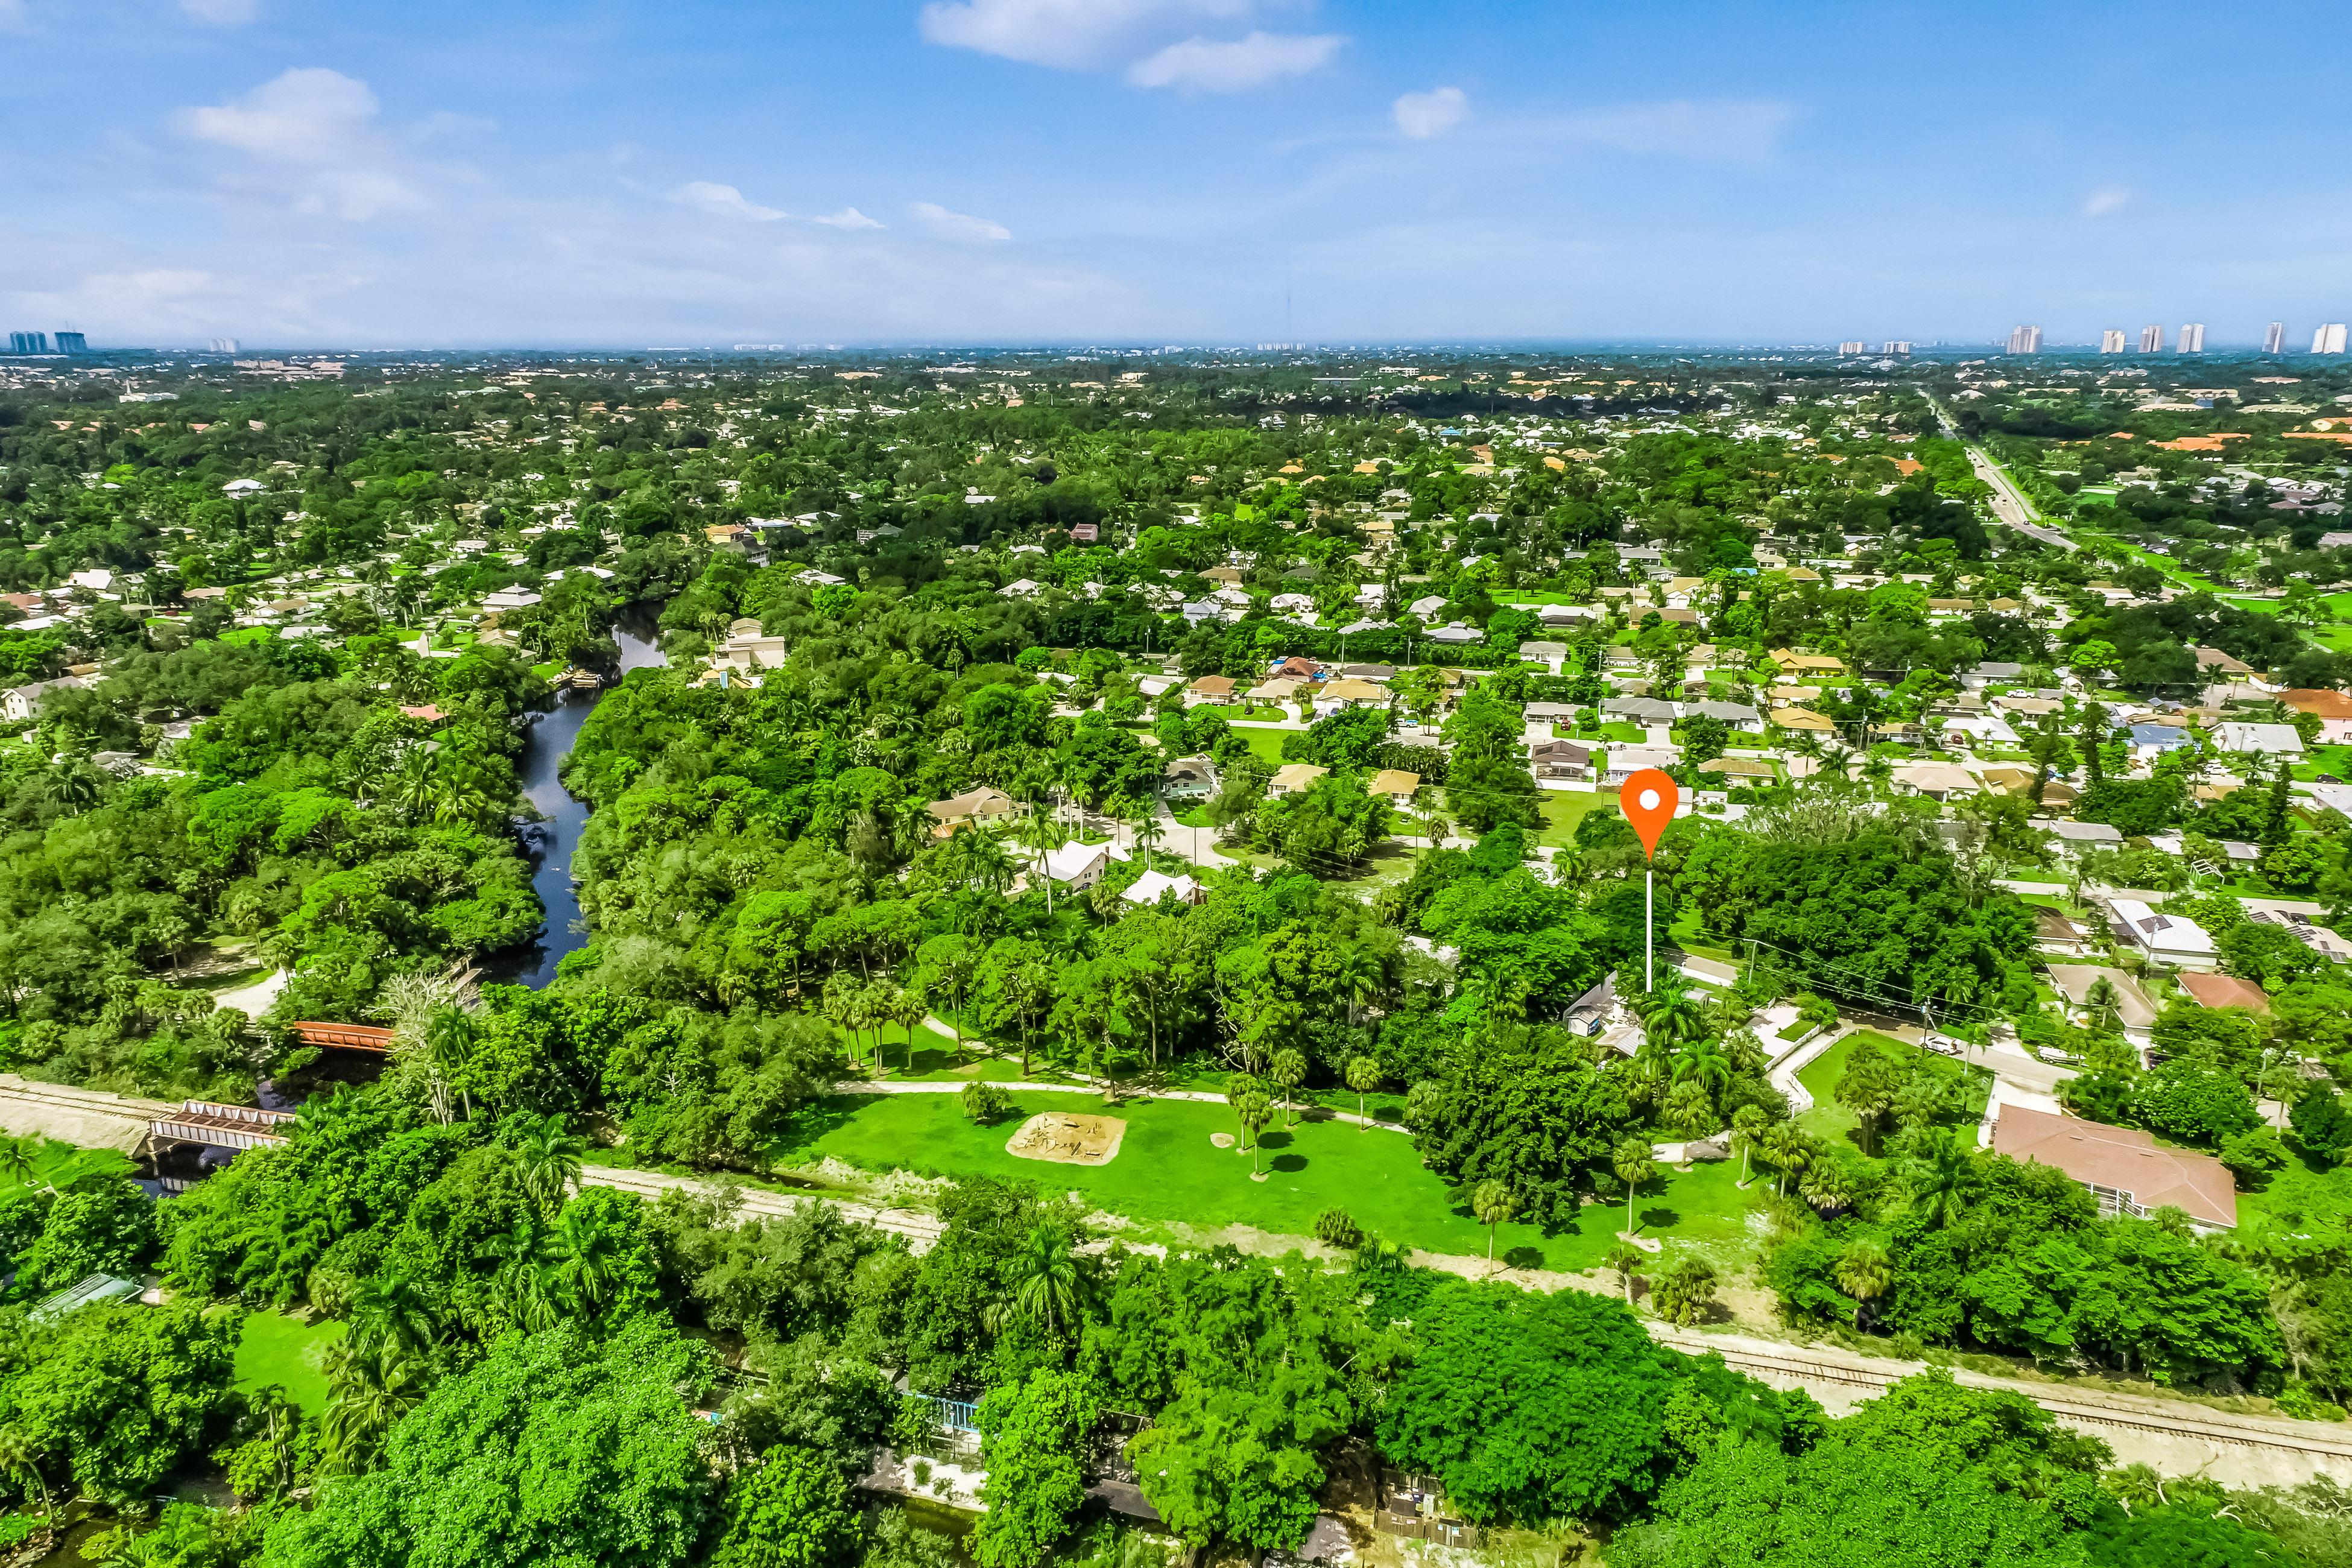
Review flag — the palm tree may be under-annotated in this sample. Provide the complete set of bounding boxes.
[1800,1159,1853,1215]
[42,765,98,817]
[1613,1135,1654,1234]
[1835,1239,1891,1330]
[1909,1133,1978,1230]
[0,1137,52,1196]
[347,1269,436,1361]
[323,1342,426,1474]
[1269,1048,1307,1128]
[1671,1035,1733,1101]
[1472,1179,1517,1272]
[889,984,931,1074]
[1602,1240,1645,1305]
[495,1231,563,1333]
[514,1114,584,1218]
[0,1424,52,1517]
[1730,1105,1768,1184]
[1010,1224,1083,1339]
[552,1203,622,1320]
[1233,1090,1272,1174]
[1634,981,1707,1050]
[1130,801,1166,873]
[1345,1055,1381,1126]
[1760,1121,1812,1198]
[422,1005,476,1123]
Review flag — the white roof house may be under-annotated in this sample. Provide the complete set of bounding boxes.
[999,578,1043,599]
[2213,722,2304,757]
[2107,899,2217,966]
[1123,868,1203,905]
[1042,840,1126,890]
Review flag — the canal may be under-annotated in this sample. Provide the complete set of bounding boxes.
[482,612,665,988]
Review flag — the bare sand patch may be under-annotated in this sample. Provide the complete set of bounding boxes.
[1007,1111,1127,1166]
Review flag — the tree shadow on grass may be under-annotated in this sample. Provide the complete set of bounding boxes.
[1503,1245,1546,1271]
[769,1096,864,1154]
[1270,1154,1307,1174]
[1637,1204,1681,1231]
[1257,1130,1296,1150]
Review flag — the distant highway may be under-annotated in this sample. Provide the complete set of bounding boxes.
[1924,395,2079,552]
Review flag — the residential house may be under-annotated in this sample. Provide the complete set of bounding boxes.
[1267,763,1329,797]
[2212,721,2304,757]
[1519,640,1569,667]
[1602,696,1678,726]
[1248,677,1306,706]
[1891,762,1979,800]
[1769,649,1846,680]
[2047,963,2160,1045]
[2175,971,2269,1015]
[1,674,90,722]
[1317,677,1389,710]
[1124,869,1204,906]
[2239,899,2352,963]
[2283,689,2352,744]
[1406,595,1448,618]
[1685,699,1763,731]
[2105,898,2218,966]
[1961,660,2026,691]
[1601,746,1680,785]
[1042,840,1120,891]
[1698,756,1778,783]
[1339,663,1398,681]
[926,786,1018,833]
[1186,675,1238,704]
[1536,603,1601,628]
[1367,768,1421,803]
[1524,701,1581,727]
[1162,756,1218,803]
[1269,656,1324,681]
[2029,818,2123,855]
[1530,740,1592,780]
[1990,1104,2236,1231]
[2128,722,2192,760]
[1769,706,1837,735]
[2195,646,2258,678]
[1426,622,1482,645]
[2034,909,2099,956]
[1935,712,2020,748]
[999,578,1043,600]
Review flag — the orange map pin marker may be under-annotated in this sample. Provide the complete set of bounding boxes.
[1620,768,1679,860]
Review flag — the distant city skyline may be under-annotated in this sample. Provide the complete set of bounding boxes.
[3,1,2350,347]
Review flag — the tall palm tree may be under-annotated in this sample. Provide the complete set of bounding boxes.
[1345,1055,1382,1127]
[0,1137,52,1196]
[1634,982,1707,1051]
[1613,1136,1654,1234]
[1730,1105,1768,1184]
[322,1342,426,1474]
[423,1005,476,1122]
[1909,1133,1978,1230]
[1269,1048,1307,1129]
[347,1269,436,1361]
[514,1114,584,1218]
[1009,1224,1083,1341]
[1835,1239,1891,1330]
[1760,1121,1812,1198]
[1602,1241,1645,1305]
[1472,1180,1516,1272]
[1671,1035,1733,1101]
[552,1204,622,1320]
[888,985,931,1074]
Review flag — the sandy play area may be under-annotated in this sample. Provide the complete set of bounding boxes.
[1006,1111,1127,1166]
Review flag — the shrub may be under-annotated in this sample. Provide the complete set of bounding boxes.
[961,1082,1014,1125]
[1312,1208,1362,1250]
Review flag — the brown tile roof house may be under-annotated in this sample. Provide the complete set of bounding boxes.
[1991,1104,2236,1231]
[1186,675,1238,701]
[2175,971,2270,1014]
[1367,768,1421,800]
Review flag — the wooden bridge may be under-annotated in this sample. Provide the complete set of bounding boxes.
[148,1099,298,1152]
[289,1021,394,1053]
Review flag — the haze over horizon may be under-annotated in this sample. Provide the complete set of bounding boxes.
[7,0,2350,350]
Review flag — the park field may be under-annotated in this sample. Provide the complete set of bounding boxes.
[768,1089,1758,1274]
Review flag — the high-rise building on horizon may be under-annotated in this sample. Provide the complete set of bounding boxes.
[207,337,238,354]
[2007,324,2041,354]
[2263,321,2286,354]
[2139,324,2164,353]
[2178,323,2205,353]
[6,332,49,355]
[1837,340,1864,355]
[2316,323,2349,355]
[1881,341,1912,354]
[2100,329,2128,353]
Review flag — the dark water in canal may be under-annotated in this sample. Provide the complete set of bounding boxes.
[481,612,665,988]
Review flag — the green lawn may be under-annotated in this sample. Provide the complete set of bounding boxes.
[770,1090,1758,1272]
[1238,727,1290,767]
[2236,1148,2352,1241]
[0,1139,134,1199]
[1796,1031,1983,1154]
[1538,791,1619,847]
[234,1310,346,1417]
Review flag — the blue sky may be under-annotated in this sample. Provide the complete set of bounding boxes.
[3,1,2348,349]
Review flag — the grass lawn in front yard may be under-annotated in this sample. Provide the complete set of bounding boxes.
[0,1139,134,1200]
[234,1310,347,1417]
[1538,791,1620,847]
[768,1090,1760,1272]
[1795,1030,1980,1153]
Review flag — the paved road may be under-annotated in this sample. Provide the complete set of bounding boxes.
[1924,393,2078,553]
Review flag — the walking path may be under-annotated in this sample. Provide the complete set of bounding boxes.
[836,1073,1412,1133]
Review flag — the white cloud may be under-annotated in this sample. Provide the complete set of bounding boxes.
[1128,30,1341,92]
[671,181,788,222]
[813,207,885,230]
[911,201,1012,243]
[177,69,437,220]
[0,0,28,30]
[2083,185,2131,217]
[918,0,1251,70]
[180,0,259,24]
[1540,99,1794,162]
[1393,86,1468,139]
